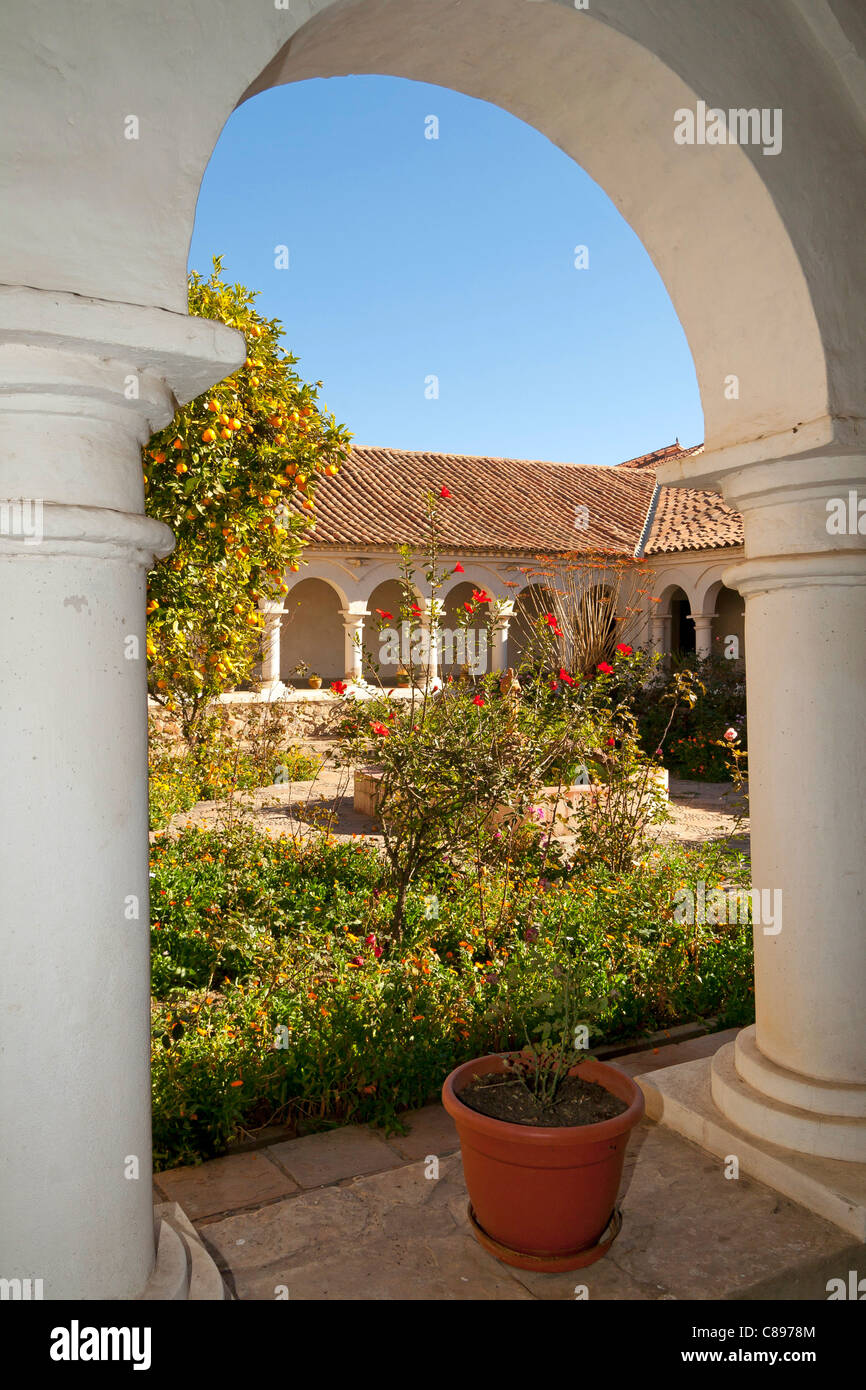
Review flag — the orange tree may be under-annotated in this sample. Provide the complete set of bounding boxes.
[144,258,351,746]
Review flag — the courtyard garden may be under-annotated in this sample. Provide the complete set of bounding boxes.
[149,628,752,1171]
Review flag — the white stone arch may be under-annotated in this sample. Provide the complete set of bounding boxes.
[283,561,351,611]
[278,572,347,683]
[6,0,861,475]
[437,562,507,603]
[4,0,866,1300]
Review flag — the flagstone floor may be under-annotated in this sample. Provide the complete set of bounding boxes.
[153,1031,859,1301]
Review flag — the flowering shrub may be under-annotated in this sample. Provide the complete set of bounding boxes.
[631,655,747,780]
[149,826,753,1168]
[148,706,319,830]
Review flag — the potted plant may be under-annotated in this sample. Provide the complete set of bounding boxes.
[442,958,644,1271]
[394,665,411,687]
[307,672,322,690]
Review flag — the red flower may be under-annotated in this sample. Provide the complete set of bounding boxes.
[616,643,633,656]
[439,486,452,498]
[330,680,348,695]
[558,668,574,686]
[373,945,383,959]
[348,955,364,967]
[607,737,615,747]
[549,680,559,692]
[375,608,393,621]
[464,602,474,613]
[472,588,490,604]
[365,933,376,946]
[370,721,389,737]
[597,661,614,674]
[453,562,464,573]
[409,602,422,617]
[472,694,485,707]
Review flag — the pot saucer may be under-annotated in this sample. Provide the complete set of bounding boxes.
[467,1203,622,1272]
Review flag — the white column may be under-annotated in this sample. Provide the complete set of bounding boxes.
[258,600,286,697]
[491,601,514,675]
[0,286,242,1297]
[709,455,866,1160]
[690,612,714,659]
[341,604,368,683]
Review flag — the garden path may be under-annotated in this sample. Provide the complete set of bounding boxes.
[161,749,750,856]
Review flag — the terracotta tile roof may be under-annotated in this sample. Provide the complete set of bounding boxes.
[302,443,742,557]
[307,445,657,556]
[643,484,743,554]
[615,441,703,470]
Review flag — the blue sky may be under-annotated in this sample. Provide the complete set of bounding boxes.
[189,77,702,468]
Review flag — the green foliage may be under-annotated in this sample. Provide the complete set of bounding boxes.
[144,257,351,746]
[633,655,747,779]
[148,706,320,831]
[150,825,753,1169]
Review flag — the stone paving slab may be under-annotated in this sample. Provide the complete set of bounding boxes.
[154,1150,299,1220]
[384,1102,460,1162]
[199,1155,532,1301]
[167,1029,857,1300]
[267,1125,405,1188]
[609,1027,741,1077]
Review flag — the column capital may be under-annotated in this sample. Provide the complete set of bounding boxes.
[0,284,244,407]
[0,501,172,567]
[724,549,866,596]
[0,285,244,514]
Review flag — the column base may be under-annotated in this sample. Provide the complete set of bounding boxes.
[636,1045,866,1241]
[138,1205,228,1300]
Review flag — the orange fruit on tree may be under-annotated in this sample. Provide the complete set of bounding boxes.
[207,400,219,413]
[171,437,183,449]
[202,428,216,443]
[152,452,166,464]
[220,428,231,440]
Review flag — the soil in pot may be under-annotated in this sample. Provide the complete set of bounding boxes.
[457,1070,628,1128]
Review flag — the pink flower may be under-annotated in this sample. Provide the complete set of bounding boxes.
[723,727,739,741]
[348,955,363,967]
[373,945,383,959]
[365,933,376,946]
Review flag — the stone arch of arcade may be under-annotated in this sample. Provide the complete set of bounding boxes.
[2,0,864,1296]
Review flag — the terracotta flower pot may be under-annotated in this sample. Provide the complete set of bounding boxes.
[442,1052,644,1271]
